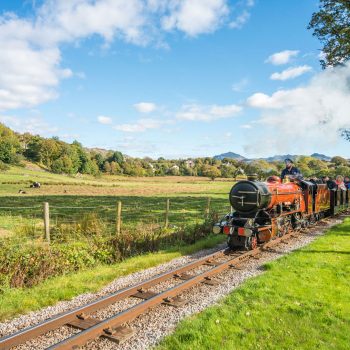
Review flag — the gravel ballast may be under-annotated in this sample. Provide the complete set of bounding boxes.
[0,216,345,350]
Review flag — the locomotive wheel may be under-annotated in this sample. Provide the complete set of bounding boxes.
[244,236,258,250]
[227,235,237,250]
[277,217,291,237]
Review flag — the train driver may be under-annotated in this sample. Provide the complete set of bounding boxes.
[281,158,301,180]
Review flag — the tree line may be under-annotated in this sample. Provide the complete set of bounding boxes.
[0,123,349,179]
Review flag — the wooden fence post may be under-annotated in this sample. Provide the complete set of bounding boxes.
[165,198,170,228]
[206,197,211,218]
[43,202,50,244]
[116,201,122,235]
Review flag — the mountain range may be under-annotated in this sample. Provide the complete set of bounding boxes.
[213,152,332,162]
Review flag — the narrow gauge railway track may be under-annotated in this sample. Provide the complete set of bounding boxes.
[1,229,304,350]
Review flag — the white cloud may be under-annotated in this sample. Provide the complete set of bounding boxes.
[229,10,250,29]
[114,118,170,132]
[270,65,312,81]
[232,78,249,92]
[134,102,157,113]
[176,103,242,121]
[240,124,252,129]
[0,115,58,135]
[229,0,255,29]
[97,115,113,124]
[161,0,229,36]
[245,63,350,155]
[0,1,253,113]
[265,50,299,65]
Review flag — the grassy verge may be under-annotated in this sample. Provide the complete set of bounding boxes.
[0,234,225,322]
[157,219,350,350]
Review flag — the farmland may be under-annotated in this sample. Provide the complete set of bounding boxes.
[0,165,231,308]
[0,164,233,197]
[0,165,233,241]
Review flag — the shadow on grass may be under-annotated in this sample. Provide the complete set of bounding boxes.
[300,250,350,254]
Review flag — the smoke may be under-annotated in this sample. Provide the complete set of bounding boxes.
[245,63,350,156]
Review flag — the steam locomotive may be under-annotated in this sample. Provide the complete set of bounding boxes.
[213,175,350,250]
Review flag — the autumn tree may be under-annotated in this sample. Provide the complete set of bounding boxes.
[308,0,350,68]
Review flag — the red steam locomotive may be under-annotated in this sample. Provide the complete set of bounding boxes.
[213,175,349,250]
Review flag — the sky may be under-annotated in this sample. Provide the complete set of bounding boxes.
[0,0,350,159]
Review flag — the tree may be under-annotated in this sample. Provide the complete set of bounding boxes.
[103,161,112,173]
[0,137,21,164]
[0,124,21,164]
[308,0,350,68]
[202,165,221,180]
[331,156,348,166]
[108,151,124,165]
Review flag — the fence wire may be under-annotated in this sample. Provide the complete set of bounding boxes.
[0,196,230,247]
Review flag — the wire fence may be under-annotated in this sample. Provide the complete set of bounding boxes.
[0,196,230,247]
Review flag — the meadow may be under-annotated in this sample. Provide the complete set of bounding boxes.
[0,165,231,299]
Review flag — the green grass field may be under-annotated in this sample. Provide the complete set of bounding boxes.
[157,218,350,350]
[0,165,233,241]
[0,165,231,314]
[0,165,233,197]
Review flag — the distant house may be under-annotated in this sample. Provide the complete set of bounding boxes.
[185,160,195,168]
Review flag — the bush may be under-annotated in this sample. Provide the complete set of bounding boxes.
[0,160,10,171]
[0,212,219,290]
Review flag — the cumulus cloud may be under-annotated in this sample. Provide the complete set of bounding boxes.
[134,102,157,113]
[0,1,254,112]
[161,0,229,36]
[97,115,113,124]
[245,63,350,155]
[270,65,312,81]
[265,50,299,65]
[176,103,242,121]
[114,118,171,132]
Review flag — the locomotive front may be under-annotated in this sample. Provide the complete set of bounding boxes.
[214,176,305,250]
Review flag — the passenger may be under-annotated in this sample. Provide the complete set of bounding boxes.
[321,176,330,183]
[281,158,301,180]
[335,175,347,191]
[344,176,350,190]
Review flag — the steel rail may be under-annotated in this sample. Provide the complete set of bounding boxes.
[48,232,294,350]
[0,248,228,350]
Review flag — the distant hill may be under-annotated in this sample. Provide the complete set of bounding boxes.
[263,154,299,162]
[213,152,247,161]
[84,147,113,157]
[310,153,331,161]
[214,152,333,162]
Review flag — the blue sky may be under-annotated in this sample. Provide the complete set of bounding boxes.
[0,0,349,158]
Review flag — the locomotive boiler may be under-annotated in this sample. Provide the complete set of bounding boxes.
[213,175,335,250]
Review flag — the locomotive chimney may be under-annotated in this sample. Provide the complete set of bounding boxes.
[247,174,258,181]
